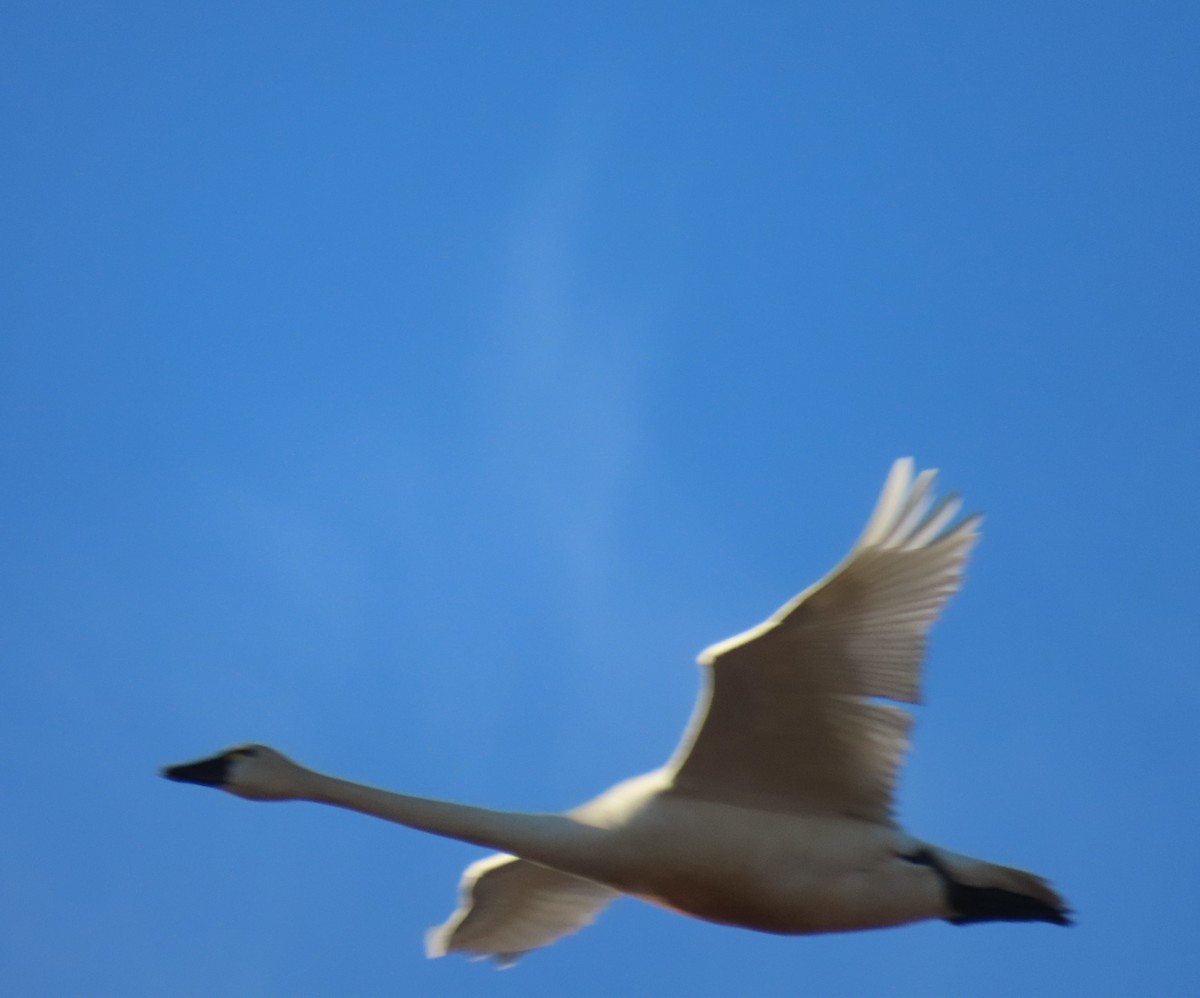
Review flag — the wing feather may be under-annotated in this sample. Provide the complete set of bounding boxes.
[669,459,980,823]
[427,853,618,967]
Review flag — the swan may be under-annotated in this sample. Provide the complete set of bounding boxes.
[163,459,1070,964]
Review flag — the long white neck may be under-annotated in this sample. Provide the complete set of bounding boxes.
[295,769,618,884]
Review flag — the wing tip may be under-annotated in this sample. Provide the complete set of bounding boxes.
[862,458,980,552]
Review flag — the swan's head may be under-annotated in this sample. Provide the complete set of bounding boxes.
[160,744,310,801]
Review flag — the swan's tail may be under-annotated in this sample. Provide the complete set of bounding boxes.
[906,847,1072,926]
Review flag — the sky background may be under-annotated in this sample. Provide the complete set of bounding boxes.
[3,3,1198,996]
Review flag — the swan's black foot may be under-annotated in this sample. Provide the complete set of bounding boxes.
[901,848,1072,927]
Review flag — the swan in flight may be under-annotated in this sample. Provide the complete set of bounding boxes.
[163,459,1070,964]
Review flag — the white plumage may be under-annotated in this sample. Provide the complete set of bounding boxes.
[164,459,1070,964]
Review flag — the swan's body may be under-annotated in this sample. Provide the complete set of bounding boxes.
[164,460,1070,964]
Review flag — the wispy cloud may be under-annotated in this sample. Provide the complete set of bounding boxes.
[481,108,647,635]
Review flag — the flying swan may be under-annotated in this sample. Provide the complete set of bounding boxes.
[163,459,1070,964]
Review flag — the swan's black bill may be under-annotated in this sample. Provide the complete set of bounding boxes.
[161,754,231,788]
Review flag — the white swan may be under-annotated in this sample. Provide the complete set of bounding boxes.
[163,459,1070,964]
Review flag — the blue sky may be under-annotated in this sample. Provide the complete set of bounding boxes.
[3,3,1198,995]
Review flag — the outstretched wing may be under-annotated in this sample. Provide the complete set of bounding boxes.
[667,459,980,824]
[427,853,619,966]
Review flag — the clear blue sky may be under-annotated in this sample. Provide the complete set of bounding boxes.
[3,3,1198,996]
